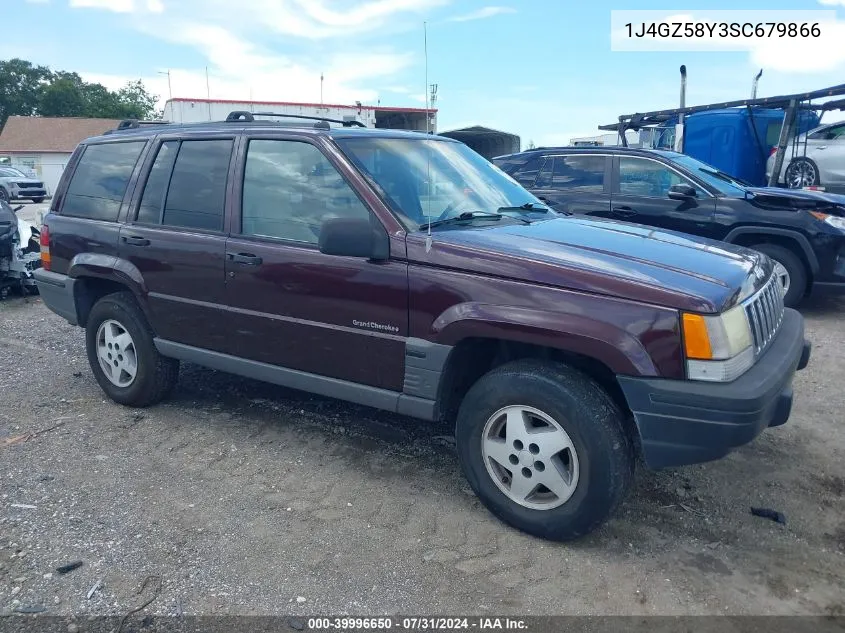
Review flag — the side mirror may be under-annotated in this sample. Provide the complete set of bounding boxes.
[318,216,389,260]
[668,183,697,200]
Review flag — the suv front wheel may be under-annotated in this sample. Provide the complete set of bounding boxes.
[455,359,634,541]
[85,291,179,407]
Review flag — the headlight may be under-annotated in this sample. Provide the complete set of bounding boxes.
[682,304,754,382]
[811,211,845,232]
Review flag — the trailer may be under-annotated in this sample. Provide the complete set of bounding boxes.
[598,72,845,188]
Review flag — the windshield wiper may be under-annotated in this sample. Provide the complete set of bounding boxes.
[496,202,551,213]
[419,211,507,231]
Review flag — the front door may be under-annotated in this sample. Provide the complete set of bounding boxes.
[529,154,611,216]
[223,136,408,391]
[119,136,235,352]
[606,156,717,237]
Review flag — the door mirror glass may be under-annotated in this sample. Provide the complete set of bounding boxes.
[667,183,697,200]
[318,216,389,260]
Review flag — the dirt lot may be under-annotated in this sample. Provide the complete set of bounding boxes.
[1,271,844,617]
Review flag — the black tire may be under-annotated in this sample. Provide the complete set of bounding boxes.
[455,359,634,541]
[751,243,807,308]
[85,291,179,407]
[32,197,45,204]
[0,188,8,203]
[784,157,820,189]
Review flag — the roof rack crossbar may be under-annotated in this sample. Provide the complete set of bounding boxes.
[225,110,366,128]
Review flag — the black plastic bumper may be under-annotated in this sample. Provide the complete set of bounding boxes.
[618,308,809,469]
[33,269,78,325]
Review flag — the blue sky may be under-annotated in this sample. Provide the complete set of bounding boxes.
[7,0,845,146]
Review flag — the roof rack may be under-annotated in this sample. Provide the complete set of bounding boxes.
[225,110,366,128]
[103,119,173,135]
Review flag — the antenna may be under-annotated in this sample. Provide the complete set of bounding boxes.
[320,72,324,105]
[423,21,432,252]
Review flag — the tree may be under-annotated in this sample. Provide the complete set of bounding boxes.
[526,139,536,150]
[38,73,87,117]
[1,59,160,126]
[0,58,52,125]
[116,79,159,119]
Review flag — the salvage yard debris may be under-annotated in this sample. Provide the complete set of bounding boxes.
[1,415,83,448]
[751,507,787,524]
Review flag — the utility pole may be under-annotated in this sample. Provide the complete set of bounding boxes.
[205,66,212,120]
[157,70,172,101]
[320,73,324,106]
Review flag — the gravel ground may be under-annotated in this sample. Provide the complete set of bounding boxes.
[0,234,844,618]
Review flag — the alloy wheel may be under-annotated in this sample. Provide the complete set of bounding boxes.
[481,405,580,510]
[96,319,138,387]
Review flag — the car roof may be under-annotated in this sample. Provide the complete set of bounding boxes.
[493,146,683,160]
[82,121,456,145]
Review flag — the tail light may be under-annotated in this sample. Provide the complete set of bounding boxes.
[769,146,778,157]
[39,224,51,271]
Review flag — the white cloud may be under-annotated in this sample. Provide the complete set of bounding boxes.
[447,6,515,22]
[818,0,845,5]
[69,0,134,11]
[146,0,163,12]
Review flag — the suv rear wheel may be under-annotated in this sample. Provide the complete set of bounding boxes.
[455,359,634,541]
[85,291,179,407]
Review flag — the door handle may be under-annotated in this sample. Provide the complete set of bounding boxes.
[122,236,150,246]
[228,252,263,265]
[612,206,637,218]
[816,146,827,150]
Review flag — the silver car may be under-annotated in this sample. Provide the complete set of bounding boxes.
[0,167,47,204]
[766,120,845,192]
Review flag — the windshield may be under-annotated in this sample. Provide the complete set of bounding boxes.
[0,167,27,178]
[654,152,748,197]
[335,137,544,230]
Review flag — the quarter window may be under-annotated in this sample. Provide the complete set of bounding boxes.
[241,139,370,244]
[62,141,146,221]
[618,157,701,198]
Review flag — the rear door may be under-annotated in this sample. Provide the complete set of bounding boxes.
[528,154,611,215]
[120,134,236,352]
[607,155,717,236]
[223,134,408,390]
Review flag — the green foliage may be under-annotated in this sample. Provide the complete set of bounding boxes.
[0,58,160,127]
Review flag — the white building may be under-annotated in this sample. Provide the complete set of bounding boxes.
[0,116,122,196]
[569,130,643,147]
[163,98,437,132]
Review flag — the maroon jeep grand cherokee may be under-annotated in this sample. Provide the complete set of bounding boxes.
[34,112,811,541]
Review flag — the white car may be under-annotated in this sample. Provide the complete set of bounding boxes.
[766,120,845,191]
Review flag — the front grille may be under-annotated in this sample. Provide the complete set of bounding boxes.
[17,182,43,189]
[743,273,784,357]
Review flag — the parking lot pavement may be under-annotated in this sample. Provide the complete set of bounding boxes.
[1,295,843,618]
[11,200,51,227]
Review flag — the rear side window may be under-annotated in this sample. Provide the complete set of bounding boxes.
[62,141,146,221]
[134,139,233,231]
[136,141,178,225]
[536,155,606,192]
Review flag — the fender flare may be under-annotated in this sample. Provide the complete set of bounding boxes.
[724,226,819,275]
[67,253,151,321]
[430,302,659,377]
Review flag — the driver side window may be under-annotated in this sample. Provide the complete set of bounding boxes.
[241,140,370,244]
[619,157,702,198]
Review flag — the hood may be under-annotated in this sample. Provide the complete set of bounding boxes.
[745,186,845,213]
[421,217,770,313]
[0,177,42,185]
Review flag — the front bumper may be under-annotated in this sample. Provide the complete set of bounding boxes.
[618,308,809,469]
[12,189,47,200]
